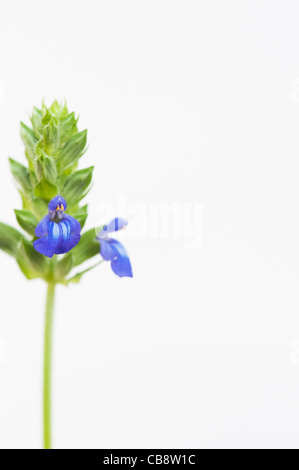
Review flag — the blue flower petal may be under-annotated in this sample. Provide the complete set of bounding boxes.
[33,221,60,258]
[63,213,81,234]
[33,238,56,258]
[99,238,116,261]
[33,213,81,258]
[100,238,133,277]
[35,215,51,237]
[99,217,127,236]
[55,219,81,255]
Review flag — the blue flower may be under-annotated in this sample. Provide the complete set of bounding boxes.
[97,218,133,278]
[33,196,81,258]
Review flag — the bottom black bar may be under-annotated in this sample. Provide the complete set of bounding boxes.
[1,449,201,465]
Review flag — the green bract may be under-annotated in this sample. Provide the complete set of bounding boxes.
[0,101,101,284]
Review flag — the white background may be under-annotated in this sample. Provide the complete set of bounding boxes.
[0,0,299,449]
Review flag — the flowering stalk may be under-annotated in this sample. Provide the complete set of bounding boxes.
[0,101,133,449]
[44,283,55,449]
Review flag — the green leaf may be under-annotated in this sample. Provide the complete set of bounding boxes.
[9,158,32,193]
[34,177,58,200]
[76,213,88,230]
[71,228,100,267]
[72,205,88,230]
[49,100,68,119]
[42,112,59,154]
[14,210,39,236]
[29,170,38,187]
[20,122,38,161]
[34,157,43,181]
[58,130,87,170]
[17,256,41,280]
[62,167,93,208]
[0,222,26,258]
[59,112,78,142]
[36,148,57,184]
[17,239,48,278]
[30,107,43,138]
[22,196,48,220]
[67,260,103,284]
[42,154,57,184]
[54,252,73,280]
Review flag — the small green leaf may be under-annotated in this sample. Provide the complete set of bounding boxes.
[42,113,59,154]
[68,274,81,283]
[76,213,88,230]
[67,260,103,284]
[20,122,38,161]
[58,130,87,169]
[59,112,78,142]
[0,222,26,258]
[16,240,48,280]
[34,177,58,200]
[55,252,73,280]
[18,239,48,277]
[29,170,38,187]
[71,228,100,267]
[17,256,41,280]
[62,167,93,208]
[42,154,57,184]
[49,100,68,119]
[36,148,57,184]
[72,205,88,230]
[22,197,48,220]
[30,107,43,138]
[9,158,32,193]
[14,210,39,236]
[34,158,43,181]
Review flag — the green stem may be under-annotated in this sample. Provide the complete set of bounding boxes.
[43,282,55,449]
